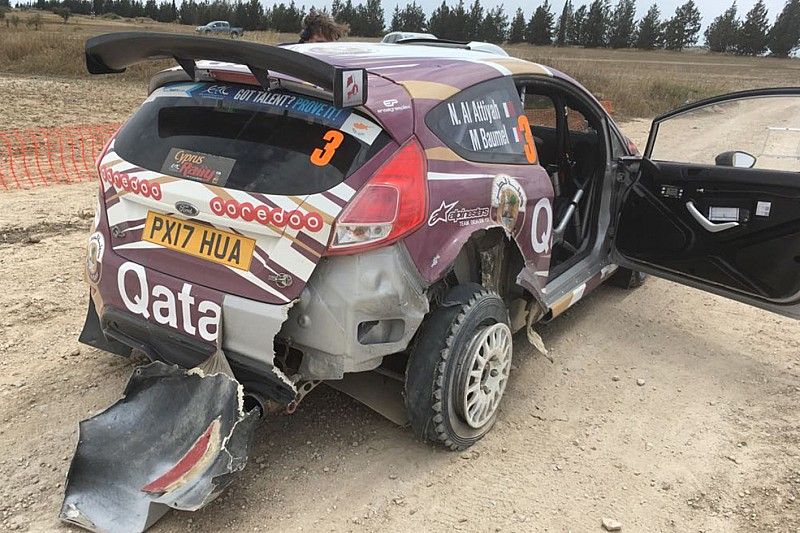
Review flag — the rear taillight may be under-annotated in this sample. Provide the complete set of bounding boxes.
[327,139,427,255]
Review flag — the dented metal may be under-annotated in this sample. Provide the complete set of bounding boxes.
[60,362,260,533]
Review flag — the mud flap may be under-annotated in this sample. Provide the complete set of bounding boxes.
[78,295,132,358]
[60,361,260,533]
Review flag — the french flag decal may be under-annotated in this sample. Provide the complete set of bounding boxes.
[502,102,513,118]
[510,125,520,142]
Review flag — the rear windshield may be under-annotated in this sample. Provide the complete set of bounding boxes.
[114,82,389,195]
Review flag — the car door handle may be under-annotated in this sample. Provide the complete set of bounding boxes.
[685,201,739,232]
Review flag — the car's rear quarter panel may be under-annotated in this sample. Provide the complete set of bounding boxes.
[372,59,556,299]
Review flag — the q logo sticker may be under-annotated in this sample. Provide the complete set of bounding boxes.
[531,198,553,254]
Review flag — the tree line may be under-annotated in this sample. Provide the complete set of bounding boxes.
[412,0,800,56]
[8,0,800,57]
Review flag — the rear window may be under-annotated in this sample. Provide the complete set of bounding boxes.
[114,82,389,196]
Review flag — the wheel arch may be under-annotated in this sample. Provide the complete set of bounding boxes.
[426,227,541,331]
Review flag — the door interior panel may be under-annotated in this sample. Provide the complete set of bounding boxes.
[617,159,800,302]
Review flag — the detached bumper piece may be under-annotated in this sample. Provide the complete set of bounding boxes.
[60,361,260,533]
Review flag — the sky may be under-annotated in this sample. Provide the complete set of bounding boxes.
[275,0,790,30]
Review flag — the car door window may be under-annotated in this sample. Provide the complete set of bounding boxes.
[650,95,800,173]
[425,77,531,165]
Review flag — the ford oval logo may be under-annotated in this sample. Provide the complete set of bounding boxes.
[175,201,199,217]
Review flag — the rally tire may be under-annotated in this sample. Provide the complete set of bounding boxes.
[405,284,512,451]
[609,267,647,289]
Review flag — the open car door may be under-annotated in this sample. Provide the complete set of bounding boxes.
[612,87,800,318]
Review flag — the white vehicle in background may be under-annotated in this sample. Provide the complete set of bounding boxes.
[195,20,244,38]
[386,32,509,57]
[382,31,437,43]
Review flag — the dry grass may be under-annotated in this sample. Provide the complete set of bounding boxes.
[507,44,800,117]
[0,12,294,82]
[1,11,798,118]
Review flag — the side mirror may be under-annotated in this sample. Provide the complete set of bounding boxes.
[715,151,757,169]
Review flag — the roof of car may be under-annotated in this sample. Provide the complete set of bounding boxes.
[277,42,554,99]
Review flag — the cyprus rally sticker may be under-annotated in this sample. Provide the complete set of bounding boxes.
[161,148,236,186]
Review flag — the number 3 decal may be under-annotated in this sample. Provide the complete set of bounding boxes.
[310,130,344,167]
[517,115,538,164]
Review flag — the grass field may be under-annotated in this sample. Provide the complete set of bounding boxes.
[1,11,799,118]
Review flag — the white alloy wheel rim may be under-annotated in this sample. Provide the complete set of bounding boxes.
[459,322,513,429]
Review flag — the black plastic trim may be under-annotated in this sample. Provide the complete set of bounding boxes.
[85,32,368,108]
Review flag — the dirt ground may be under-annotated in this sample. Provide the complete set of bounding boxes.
[1,79,799,533]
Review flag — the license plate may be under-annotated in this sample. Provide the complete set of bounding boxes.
[143,212,255,271]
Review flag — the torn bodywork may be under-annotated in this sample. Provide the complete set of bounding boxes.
[60,362,260,533]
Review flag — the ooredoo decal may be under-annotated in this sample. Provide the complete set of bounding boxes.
[491,175,527,236]
[209,197,324,232]
[161,148,235,186]
[530,197,553,254]
[428,200,490,227]
[100,166,162,200]
[87,232,105,284]
[117,261,220,342]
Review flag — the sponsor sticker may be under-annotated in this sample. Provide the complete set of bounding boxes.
[209,197,324,232]
[87,232,105,283]
[339,69,366,108]
[117,261,221,342]
[530,197,553,255]
[339,114,381,145]
[428,200,490,227]
[100,166,162,200]
[150,83,351,128]
[161,148,236,186]
[491,175,527,235]
[376,98,412,114]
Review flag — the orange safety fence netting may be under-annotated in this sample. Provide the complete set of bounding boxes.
[0,123,120,191]
[0,102,613,192]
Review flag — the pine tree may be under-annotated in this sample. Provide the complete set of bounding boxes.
[480,5,508,43]
[526,0,555,45]
[508,7,527,43]
[465,0,483,38]
[144,0,156,18]
[705,2,740,53]
[448,0,469,41]
[768,0,800,57]
[663,0,701,50]
[427,1,450,39]
[583,0,609,48]
[608,0,636,48]
[332,0,355,26]
[737,0,770,55]
[244,0,262,30]
[571,4,587,45]
[555,0,573,46]
[355,0,384,37]
[635,3,662,48]
[390,1,426,32]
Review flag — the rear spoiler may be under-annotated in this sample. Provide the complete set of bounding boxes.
[85,32,368,108]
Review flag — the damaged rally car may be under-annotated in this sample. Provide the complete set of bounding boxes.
[69,31,800,532]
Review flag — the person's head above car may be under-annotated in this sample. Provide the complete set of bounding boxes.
[299,11,349,43]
